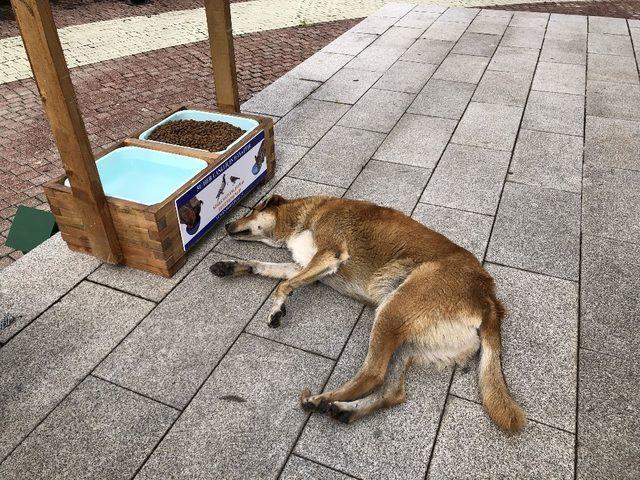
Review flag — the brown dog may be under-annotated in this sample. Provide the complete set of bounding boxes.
[211,195,526,432]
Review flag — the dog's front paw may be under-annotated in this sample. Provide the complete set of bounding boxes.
[210,261,252,277]
[267,304,286,328]
[210,261,237,277]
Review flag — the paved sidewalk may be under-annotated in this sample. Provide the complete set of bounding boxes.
[0,0,590,84]
[1,5,640,479]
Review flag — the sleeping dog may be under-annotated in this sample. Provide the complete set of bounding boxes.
[211,195,526,432]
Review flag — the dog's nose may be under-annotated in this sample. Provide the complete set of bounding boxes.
[225,223,233,233]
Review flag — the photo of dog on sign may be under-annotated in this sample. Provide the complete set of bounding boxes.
[178,196,203,236]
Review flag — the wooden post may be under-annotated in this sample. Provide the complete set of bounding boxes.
[205,0,240,113]
[11,0,123,263]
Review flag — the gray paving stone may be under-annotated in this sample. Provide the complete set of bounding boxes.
[452,264,578,431]
[501,26,545,49]
[581,235,640,358]
[374,60,437,93]
[344,159,429,214]
[373,26,423,49]
[427,397,575,479]
[0,376,177,480]
[509,129,583,193]
[587,53,640,84]
[412,203,493,259]
[136,334,333,480]
[374,113,457,169]
[401,38,454,64]
[89,207,252,302]
[466,19,509,35]
[394,11,439,30]
[588,32,634,56]
[421,143,510,216]
[296,309,452,480]
[451,102,523,152]
[407,78,475,119]
[547,13,587,32]
[322,31,378,56]
[289,52,354,82]
[473,69,533,106]
[0,233,100,343]
[289,126,386,188]
[487,182,581,280]
[433,54,489,84]
[0,281,154,460]
[476,9,513,22]
[422,20,468,41]
[310,68,383,104]
[488,45,539,74]
[630,19,640,28]
[241,75,320,116]
[346,44,406,72]
[93,252,277,409]
[241,143,310,207]
[585,116,640,171]
[338,88,415,133]
[540,35,587,64]
[247,281,363,359]
[586,80,640,121]
[577,350,640,480]
[532,61,586,95]
[522,90,584,136]
[349,15,396,35]
[546,17,588,37]
[262,175,346,200]
[439,7,479,24]
[452,32,500,57]
[589,15,629,35]
[583,165,640,244]
[281,455,355,480]
[509,11,549,29]
[274,99,350,147]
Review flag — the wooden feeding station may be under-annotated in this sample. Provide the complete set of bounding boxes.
[11,0,276,277]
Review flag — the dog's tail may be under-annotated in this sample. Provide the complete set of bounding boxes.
[478,296,526,433]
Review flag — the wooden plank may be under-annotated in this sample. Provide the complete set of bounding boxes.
[11,0,122,264]
[205,0,240,113]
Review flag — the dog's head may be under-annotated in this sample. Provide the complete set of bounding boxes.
[225,194,288,242]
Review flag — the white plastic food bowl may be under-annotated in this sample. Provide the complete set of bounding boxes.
[139,109,260,154]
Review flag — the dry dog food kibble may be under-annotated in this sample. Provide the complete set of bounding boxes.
[148,120,245,152]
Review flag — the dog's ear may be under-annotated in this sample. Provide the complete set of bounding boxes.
[255,194,286,211]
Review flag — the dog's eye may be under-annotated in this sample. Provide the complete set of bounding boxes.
[257,225,262,230]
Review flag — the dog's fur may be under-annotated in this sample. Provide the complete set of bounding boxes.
[211,195,526,433]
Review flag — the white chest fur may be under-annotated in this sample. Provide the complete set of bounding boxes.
[287,230,317,266]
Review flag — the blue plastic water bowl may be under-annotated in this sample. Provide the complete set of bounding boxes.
[139,110,260,155]
[64,146,207,206]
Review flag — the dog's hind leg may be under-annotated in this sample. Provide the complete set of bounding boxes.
[300,300,404,411]
[267,249,348,327]
[210,260,301,279]
[327,346,413,423]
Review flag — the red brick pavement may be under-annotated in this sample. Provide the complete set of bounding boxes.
[0,18,359,268]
